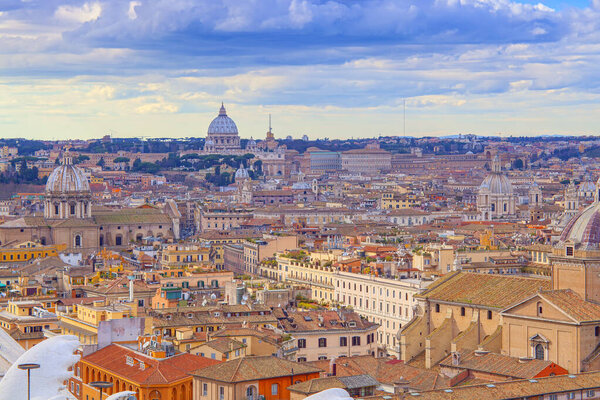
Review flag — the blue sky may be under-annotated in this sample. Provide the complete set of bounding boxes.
[0,0,599,140]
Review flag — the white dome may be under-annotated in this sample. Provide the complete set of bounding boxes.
[46,157,90,194]
[207,104,238,135]
[235,166,249,180]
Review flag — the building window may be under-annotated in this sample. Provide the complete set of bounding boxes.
[537,302,543,317]
[352,336,361,346]
[70,204,76,215]
[460,307,465,316]
[567,393,576,400]
[74,235,81,247]
[340,337,347,347]
[435,304,440,313]
[271,384,279,395]
[219,386,225,400]
[203,383,208,396]
[535,343,545,360]
[298,339,306,348]
[318,338,327,347]
[297,357,307,362]
[487,310,492,320]
[566,246,574,256]
[116,235,122,246]
[587,390,595,398]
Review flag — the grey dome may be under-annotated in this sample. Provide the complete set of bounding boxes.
[46,157,90,194]
[207,104,238,135]
[479,173,513,195]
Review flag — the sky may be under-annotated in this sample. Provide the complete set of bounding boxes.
[0,0,599,140]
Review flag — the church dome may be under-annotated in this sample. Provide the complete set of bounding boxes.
[479,155,513,195]
[234,164,249,181]
[479,173,513,195]
[559,202,600,249]
[207,103,238,135]
[46,155,90,194]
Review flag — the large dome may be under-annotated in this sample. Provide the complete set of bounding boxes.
[207,104,238,135]
[46,157,90,194]
[559,202,600,249]
[479,173,513,195]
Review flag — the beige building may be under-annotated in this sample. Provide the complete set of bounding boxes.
[276,250,340,303]
[243,235,298,275]
[334,271,431,358]
[196,205,253,232]
[399,271,551,369]
[501,289,600,373]
[341,144,392,175]
[412,244,455,274]
[278,309,379,362]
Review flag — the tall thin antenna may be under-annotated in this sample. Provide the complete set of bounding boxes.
[403,99,406,137]
[269,114,272,133]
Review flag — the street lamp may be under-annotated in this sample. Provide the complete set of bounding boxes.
[18,363,40,400]
[90,381,113,400]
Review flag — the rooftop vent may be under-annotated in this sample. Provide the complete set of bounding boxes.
[519,357,533,363]
[486,384,496,388]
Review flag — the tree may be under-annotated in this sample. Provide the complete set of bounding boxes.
[75,155,90,164]
[97,157,105,168]
[113,157,130,163]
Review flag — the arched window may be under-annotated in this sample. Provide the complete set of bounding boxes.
[99,234,104,247]
[70,204,76,215]
[535,344,544,360]
[503,203,507,212]
[537,302,543,317]
[75,235,81,247]
[115,235,122,246]
[246,385,256,400]
[54,204,59,215]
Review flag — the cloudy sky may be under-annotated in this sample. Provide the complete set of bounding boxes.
[0,0,599,140]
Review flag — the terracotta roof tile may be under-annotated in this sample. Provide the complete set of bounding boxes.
[83,344,220,385]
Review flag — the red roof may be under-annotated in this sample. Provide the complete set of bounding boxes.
[83,344,220,385]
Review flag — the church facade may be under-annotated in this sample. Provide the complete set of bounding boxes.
[0,154,179,253]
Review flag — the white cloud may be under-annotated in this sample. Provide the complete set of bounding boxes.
[55,2,102,24]
[128,1,141,20]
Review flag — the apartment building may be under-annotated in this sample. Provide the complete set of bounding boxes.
[333,271,432,358]
[278,309,379,362]
[275,250,341,303]
[160,243,213,268]
[196,205,253,232]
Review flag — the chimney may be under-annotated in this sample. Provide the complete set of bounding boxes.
[129,278,134,302]
[451,352,461,366]
[393,377,410,395]
[329,357,337,376]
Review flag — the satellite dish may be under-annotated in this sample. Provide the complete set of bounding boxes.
[210,293,217,300]
[242,294,249,301]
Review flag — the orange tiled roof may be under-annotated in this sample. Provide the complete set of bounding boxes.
[83,344,220,385]
[191,355,321,383]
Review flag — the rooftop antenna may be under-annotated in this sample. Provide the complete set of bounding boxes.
[269,114,272,133]
[403,99,406,138]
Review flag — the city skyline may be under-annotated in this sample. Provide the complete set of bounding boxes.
[1,0,600,140]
